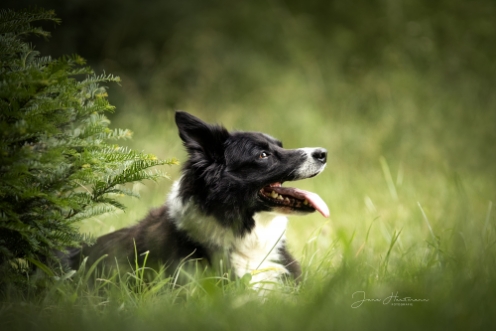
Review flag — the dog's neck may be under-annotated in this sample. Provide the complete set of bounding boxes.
[167,178,287,248]
[167,178,236,248]
[167,178,290,288]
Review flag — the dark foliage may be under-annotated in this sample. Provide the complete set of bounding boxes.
[0,8,176,286]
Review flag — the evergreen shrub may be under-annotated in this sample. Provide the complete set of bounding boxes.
[0,8,176,285]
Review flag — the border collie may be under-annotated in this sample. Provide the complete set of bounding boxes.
[66,111,329,288]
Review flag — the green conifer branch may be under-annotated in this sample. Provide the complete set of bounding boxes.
[0,8,177,283]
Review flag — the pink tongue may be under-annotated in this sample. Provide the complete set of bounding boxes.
[273,187,330,218]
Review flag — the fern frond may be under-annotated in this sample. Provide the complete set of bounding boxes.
[0,8,176,284]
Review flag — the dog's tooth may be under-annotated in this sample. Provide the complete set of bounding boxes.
[284,197,290,203]
[277,195,284,200]
[303,199,309,205]
[270,191,278,199]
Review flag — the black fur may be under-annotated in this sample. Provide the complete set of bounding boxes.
[64,111,327,282]
[66,205,210,272]
[177,113,312,235]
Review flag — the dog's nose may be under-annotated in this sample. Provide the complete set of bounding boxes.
[312,148,327,164]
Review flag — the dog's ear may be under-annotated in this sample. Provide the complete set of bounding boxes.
[175,111,230,162]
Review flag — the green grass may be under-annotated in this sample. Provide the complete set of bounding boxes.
[2,2,496,327]
[3,82,495,329]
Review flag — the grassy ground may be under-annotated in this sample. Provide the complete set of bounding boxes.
[3,65,495,330]
[2,1,496,328]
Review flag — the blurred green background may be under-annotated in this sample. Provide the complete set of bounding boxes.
[3,0,496,329]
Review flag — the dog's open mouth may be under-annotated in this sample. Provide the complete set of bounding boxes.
[258,182,330,217]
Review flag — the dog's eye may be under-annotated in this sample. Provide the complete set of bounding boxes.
[259,152,269,159]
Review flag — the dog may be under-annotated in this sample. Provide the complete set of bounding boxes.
[65,111,329,288]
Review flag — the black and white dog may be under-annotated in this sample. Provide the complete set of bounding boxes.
[66,111,329,288]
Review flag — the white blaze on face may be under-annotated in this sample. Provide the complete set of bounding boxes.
[295,147,327,178]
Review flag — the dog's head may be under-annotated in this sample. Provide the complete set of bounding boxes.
[175,111,329,232]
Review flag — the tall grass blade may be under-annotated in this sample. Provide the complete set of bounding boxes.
[380,156,398,201]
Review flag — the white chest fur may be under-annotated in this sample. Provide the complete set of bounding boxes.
[167,180,290,287]
[230,212,289,286]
